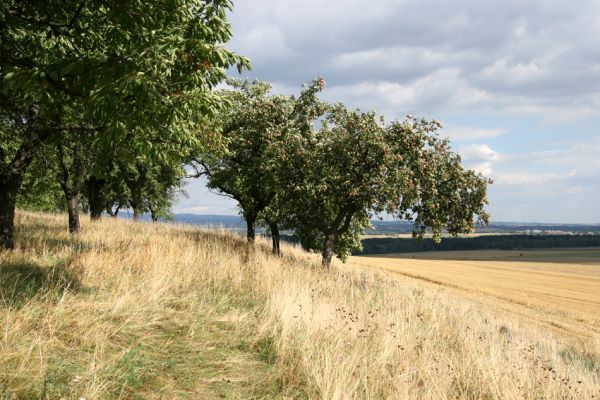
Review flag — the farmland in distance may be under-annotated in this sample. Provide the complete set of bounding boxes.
[352,248,600,342]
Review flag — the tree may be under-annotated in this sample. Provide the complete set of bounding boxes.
[15,140,64,213]
[0,0,249,249]
[283,103,491,267]
[0,104,51,249]
[146,162,186,222]
[194,80,294,246]
[53,129,91,233]
[194,79,325,253]
[120,156,185,221]
[101,169,131,217]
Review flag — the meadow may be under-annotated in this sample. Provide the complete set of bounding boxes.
[1,212,599,399]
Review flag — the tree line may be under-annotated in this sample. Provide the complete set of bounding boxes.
[1,0,248,245]
[1,1,491,268]
[356,234,600,255]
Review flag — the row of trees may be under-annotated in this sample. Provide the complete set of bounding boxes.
[358,234,600,254]
[17,143,185,225]
[194,80,491,267]
[1,2,491,268]
[1,0,249,247]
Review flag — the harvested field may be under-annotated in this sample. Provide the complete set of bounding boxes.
[352,248,600,343]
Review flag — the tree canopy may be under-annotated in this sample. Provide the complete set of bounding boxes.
[0,0,249,248]
[282,100,490,267]
[1,3,491,269]
[194,78,491,267]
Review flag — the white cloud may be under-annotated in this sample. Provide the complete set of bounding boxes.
[453,144,502,176]
[231,25,292,62]
[458,144,502,163]
[323,69,492,117]
[470,163,494,176]
[441,124,506,141]
[529,138,600,169]
[495,170,577,186]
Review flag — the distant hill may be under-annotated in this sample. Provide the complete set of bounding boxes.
[118,213,248,230]
[366,220,600,235]
[173,214,246,229]
[123,213,600,235]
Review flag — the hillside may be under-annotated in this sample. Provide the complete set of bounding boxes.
[1,212,599,399]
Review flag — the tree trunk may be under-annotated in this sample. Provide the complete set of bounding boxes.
[246,215,256,243]
[150,207,158,222]
[133,207,141,221]
[0,105,44,250]
[66,194,80,234]
[268,221,280,255]
[87,177,105,221]
[321,233,335,268]
[0,174,21,250]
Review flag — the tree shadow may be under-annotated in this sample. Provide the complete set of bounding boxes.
[0,260,82,308]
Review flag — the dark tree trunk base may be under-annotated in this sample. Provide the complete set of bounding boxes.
[321,234,335,268]
[0,174,22,250]
[268,221,280,255]
[67,196,81,234]
[150,207,158,222]
[246,216,256,244]
[87,177,106,221]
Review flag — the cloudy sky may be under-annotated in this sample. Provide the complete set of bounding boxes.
[175,0,600,223]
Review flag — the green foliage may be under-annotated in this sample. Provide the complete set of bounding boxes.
[16,144,64,212]
[96,152,184,221]
[195,79,296,239]
[255,335,278,365]
[281,85,490,266]
[1,0,250,141]
[1,0,249,244]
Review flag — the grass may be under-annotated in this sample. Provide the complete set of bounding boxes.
[1,211,599,399]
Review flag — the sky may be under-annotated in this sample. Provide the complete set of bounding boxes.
[174,0,600,223]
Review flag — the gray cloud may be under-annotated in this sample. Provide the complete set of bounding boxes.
[177,0,600,222]
[228,0,600,119]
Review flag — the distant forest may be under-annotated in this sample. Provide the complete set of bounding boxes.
[354,234,600,255]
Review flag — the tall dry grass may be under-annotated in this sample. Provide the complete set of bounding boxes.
[1,211,599,399]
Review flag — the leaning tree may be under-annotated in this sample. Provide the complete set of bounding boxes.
[283,102,491,268]
[0,0,249,249]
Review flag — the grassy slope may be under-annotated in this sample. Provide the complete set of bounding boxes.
[0,211,599,399]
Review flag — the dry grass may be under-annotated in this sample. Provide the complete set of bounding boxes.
[1,211,599,399]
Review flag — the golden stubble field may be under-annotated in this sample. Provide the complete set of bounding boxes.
[352,248,600,343]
